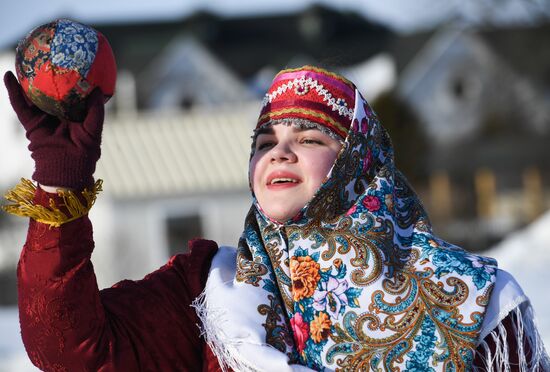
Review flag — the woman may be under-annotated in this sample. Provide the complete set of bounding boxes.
[3,66,549,371]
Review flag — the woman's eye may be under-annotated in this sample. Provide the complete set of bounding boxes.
[257,142,274,151]
[301,138,323,145]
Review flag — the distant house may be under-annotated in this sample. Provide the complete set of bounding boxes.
[139,37,253,110]
[391,23,550,184]
[397,24,549,148]
[94,4,392,109]
[89,103,259,287]
[392,23,550,249]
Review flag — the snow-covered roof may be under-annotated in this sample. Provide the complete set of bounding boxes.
[340,53,396,102]
[96,103,259,198]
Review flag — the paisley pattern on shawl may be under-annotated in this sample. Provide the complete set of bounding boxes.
[235,87,498,371]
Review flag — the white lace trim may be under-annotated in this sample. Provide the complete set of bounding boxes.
[261,76,354,120]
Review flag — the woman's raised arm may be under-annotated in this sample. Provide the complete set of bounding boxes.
[4,72,220,371]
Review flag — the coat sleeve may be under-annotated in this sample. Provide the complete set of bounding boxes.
[17,186,219,371]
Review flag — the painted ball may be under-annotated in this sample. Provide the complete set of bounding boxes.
[15,19,116,121]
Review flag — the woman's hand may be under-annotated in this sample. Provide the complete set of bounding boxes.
[4,71,105,190]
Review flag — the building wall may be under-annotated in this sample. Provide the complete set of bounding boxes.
[0,52,34,186]
[90,191,251,288]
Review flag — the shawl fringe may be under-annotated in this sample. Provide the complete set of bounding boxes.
[191,287,262,372]
[475,302,550,371]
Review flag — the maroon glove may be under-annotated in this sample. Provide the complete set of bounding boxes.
[4,71,104,190]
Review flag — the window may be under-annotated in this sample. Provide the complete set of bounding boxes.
[165,214,203,256]
[448,73,480,104]
[451,78,465,100]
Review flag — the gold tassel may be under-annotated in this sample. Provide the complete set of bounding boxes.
[2,178,103,228]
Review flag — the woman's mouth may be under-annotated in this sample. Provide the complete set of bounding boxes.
[266,172,301,189]
[270,178,298,185]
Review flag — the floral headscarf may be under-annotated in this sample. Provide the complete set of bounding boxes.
[197,66,498,372]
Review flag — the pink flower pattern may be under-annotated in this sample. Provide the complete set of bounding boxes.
[362,195,381,212]
[290,312,309,353]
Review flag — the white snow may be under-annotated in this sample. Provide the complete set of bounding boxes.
[0,308,37,372]
[342,53,397,102]
[486,210,550,348]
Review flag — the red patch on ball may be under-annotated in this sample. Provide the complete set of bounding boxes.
[15,19,116,121]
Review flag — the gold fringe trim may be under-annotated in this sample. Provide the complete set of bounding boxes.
[2,178,103,228]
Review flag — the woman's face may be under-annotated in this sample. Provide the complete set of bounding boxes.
[250,123,342,223]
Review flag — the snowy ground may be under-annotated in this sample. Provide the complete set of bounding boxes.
[0,308,36,372]
[486,210,550,347]
[1,212,549,370]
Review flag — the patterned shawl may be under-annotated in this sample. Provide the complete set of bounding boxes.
[197,67,498,372]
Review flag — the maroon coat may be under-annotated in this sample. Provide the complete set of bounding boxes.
[18,187,222,371]
[17,187,528,371]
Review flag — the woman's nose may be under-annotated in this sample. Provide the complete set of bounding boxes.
[270,142,297,163]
